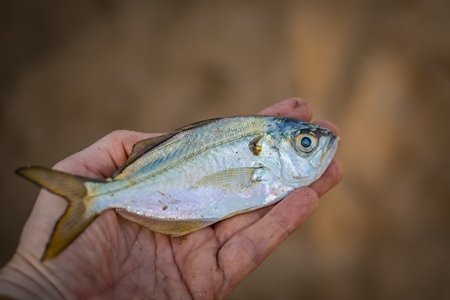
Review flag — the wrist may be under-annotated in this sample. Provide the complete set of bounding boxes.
[0,254,66,300]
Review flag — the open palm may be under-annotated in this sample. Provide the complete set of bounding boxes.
[0,99,342,299]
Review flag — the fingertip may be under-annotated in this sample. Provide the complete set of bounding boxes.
[258,98,313,121]
[327,159,343,188]
[333,159,343,178]
[310,159,343,197]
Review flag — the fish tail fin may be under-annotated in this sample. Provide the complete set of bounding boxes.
[16,166,99,261]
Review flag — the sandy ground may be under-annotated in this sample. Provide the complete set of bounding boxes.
[1,1,450,299]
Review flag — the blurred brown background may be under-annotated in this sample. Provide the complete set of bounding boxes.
[1,0,449,299]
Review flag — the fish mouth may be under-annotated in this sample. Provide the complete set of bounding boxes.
[319,134,339,165]
[323,135,340,160]
[328,135,339,150]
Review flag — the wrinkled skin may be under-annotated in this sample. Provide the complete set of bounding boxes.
[0,98,342,299]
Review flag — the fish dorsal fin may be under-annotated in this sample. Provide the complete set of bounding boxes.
[193,167,260,192]
[174,118,222,132]
[112,132,177,178]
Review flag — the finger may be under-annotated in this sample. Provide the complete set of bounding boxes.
[219,187,318,289]
[257,98,313,122]
[310,159,343,197]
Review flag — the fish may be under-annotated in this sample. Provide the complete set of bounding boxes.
[16,116,339,260]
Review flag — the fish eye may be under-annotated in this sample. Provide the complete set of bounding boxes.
[295,133,318,153]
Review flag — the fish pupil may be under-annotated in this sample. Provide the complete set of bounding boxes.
[301,136,312,148]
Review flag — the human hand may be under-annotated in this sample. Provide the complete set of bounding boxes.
[0,98,342,299]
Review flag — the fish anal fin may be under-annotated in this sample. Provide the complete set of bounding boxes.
[116,210,215,236]
[193,167,260,192]
[16,166,99,260]
[113,132,177,178]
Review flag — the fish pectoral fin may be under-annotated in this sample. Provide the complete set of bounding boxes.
[116,210,215,236]
[192,167,260,192]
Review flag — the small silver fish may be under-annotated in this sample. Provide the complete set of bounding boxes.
[17,116,339,260]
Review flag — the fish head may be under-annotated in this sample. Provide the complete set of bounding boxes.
[277,120,339,188]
